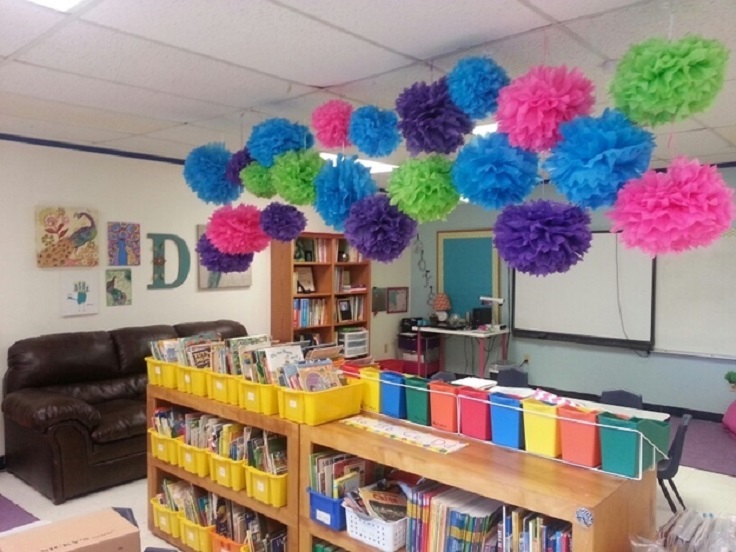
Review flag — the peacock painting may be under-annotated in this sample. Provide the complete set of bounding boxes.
[36,207,99,267]
[105,269,132,307]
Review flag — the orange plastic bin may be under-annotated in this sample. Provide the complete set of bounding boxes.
[559,405,601,468]
[429,380,459,433]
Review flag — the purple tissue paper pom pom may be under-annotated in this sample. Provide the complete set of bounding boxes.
[344,194,417,263]
[259,202,307,242]
[196,233,254,273]
[395,77,474,155]
[494,200,592,276]
[225,147,253,185]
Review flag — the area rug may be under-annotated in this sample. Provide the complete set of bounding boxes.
[669,416,736,477]
[0,494,38,533]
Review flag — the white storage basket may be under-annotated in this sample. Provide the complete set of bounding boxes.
[343,504,407,552]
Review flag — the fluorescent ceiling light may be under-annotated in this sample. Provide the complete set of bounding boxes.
[472,123,499,136]
[24,0,86,11]
[319,153,397,174]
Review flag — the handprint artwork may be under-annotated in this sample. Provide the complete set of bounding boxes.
[60,271,98,316]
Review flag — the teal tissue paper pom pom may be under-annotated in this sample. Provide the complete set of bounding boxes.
[247,118,314,167]
[183,142,242,205]
[447,56,510,120]
[349,106,401,157]
[315,155,378,231]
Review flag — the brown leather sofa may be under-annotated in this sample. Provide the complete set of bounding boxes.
[2,319,247,504]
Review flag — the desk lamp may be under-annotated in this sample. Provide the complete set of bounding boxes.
[432,292,451,323]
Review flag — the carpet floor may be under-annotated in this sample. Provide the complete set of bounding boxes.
[669,415,736,477]
[0,493,39,533]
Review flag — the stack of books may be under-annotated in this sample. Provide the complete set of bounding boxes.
[151,407,186,438]
[308,451,383,500]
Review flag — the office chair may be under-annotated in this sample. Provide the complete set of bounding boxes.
[430,371,457,382]
[497,367,528,387]
[658,414,692,513]
[600,389,643,409]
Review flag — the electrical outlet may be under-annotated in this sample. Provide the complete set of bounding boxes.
[523,354,531,365]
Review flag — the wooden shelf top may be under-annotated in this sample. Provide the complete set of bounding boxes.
[335,290,368,296]
[294,262,331,267]
[295,293,331,299]
[294,324,332,331]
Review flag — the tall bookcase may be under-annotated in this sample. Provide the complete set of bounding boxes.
[271,232,371,348]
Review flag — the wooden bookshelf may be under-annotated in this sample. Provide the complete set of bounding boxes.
[271,232,371,347]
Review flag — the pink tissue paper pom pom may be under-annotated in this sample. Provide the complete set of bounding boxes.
[497,65,595,152]
[609,157,734,256]
[206,204,270,255]
[312,99,353,149]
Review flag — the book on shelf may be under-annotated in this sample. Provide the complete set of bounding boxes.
[259,344,304,385]
[295,266,315,293]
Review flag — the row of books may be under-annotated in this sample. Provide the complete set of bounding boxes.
[336,296,364,322]
[151,406,185,438]
[281,359,346,391]
[308,450,383,499]
[333,267,366,292]
[295,237,330,263]
[293,298,328,328]
[157,479,286,552]
[149,331,222,368]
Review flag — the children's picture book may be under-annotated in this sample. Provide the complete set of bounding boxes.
[333,471,360,499]
[228,334,270,376]
[260,345,304,385]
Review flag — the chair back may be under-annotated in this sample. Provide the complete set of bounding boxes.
[660,414,692,479]
[600,389,643,409]
[497,367,528,387]
[430,371,457,382]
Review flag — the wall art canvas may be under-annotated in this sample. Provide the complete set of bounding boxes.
[60,270,99,316]
[105,268,132,306]
[36,207,99,268]
[107,222,141,266]
[196,225,252,290]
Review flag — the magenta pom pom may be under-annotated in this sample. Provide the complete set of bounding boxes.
[312,99,353,149]
[497,65,595,152]
[260,202,307,242]
[609,157,734,256]
[206,204,270,255]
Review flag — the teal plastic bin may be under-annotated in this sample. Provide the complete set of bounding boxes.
[598,412,670,478]
[405,376,431,426]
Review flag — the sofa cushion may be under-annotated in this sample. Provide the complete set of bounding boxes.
[2,389,101,431]
[91,399,146,443]
[43,374,147,405]
[110,325,178,376]
[174,320,247,340]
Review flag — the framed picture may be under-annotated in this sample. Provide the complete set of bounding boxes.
[387,287,408,314]
[196,225,252,290]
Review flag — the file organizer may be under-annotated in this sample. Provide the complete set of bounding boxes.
[210,528,248,552]
[176,365,210,397]
[379,371,406,419]
[489,393,525,449]
[149,429,181,465]
[209,455,246,491]
[308,488,346,531]
[209,373,239,405]
[559,405,601,468]
[146,357,178,389]
[598,412,670,478]
[429,380,459,433]
[179,516,214,552]
[404,376,431,426]
[178,443,210,478]
[277,382,364,425]
[359,367,382,413]
[150,499,182,539]
[238,380,279,415]
[522,398,561,458]
[246,467,288,507]
[458,388,491,440]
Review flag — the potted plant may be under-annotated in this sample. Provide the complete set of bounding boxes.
[726,371,736,392]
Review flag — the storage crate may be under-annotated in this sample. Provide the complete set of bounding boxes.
[150,499,181,539]
[149,429,181,465]
[598,412,670,478]
[359,367,381,413]
[559,405,601,468]
[146,357,178,389]
[308,488,346,531]
[405,376,431,426]
[180,517,214,552]
[209,373,240,406]
[238,380,279,415]
[177,365,210,397]
[210,528,249,552]
[246,467,288,507]
[178,443,210,478]
[278,382,364,425]
[338,329,369,359]
[343,504,407,552]
[522,399,561,458]
[380,371,406,419]
[458,388,491,441]
[490,393,524,450]
[429,380,459,433]
[210,455,246,491]
[397,333,440,354]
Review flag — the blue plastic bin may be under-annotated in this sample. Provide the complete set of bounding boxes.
[380,371,407,419]
[308,488,346,531]
[490,393,525,449]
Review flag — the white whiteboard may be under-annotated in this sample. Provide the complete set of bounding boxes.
[513,233,655,349]
[655,228,736,359]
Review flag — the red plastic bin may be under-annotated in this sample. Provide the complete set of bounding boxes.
[458,387,491,441]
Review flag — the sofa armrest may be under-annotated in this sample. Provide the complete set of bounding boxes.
[2,389,101,432]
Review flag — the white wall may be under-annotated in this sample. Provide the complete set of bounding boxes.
[0,140,410,455]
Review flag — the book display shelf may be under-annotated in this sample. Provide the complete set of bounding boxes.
[271,232,371,348]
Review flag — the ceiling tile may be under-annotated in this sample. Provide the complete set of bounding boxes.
[81,0,411,86]
[144,124,243,151]
[712,125,736,148]
[694,151,736,165]
[96,135,192,159]
[18,21,313,108]
[653,128,733,160]
[652,118,705,135]
[0,0,65,56]
[0,62,234,122]
[0,91,176,134]
[0,112,132,143]
[527,0,647,22]
[192,111,271,135]
[255,91,364,126]
[692,80,736,128]
[276,0,548,60]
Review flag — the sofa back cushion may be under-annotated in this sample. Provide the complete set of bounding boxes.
[6,331,118,394]
[174,320,247,340]
[110,325,178,376]
[42,374,147,405]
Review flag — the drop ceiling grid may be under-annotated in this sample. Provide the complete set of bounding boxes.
[0,0,64,57]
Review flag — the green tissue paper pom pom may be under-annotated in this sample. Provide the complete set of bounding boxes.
[610,35,729,127]
[240,162,276,198]
[388,155,459,222]
[270,150,325,206]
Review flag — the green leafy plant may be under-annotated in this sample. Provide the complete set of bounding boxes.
[725,371,736,385]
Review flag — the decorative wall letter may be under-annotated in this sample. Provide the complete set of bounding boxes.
[147,233,190,289]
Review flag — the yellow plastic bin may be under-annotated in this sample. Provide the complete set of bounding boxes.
[150,499,181,539]
[210,454,246,491]
[359,367,381,413]
[278,382,364,425]
[180,516,214,552]
[522,399,562,458]
[177,365,211,397]
[210,373,240,405]
[246,467,288,507]
[149,429,181,466]
[178,443,211,478]
[239,380,279,415]
[146,357,178,389]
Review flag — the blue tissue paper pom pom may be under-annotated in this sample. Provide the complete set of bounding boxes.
[447,56,510,120]
[348,106,401,158]
[246,118,314,167]
[315,154,378,231]
[451,133,538,210]
[183,142,242,205]
[545,108,655,209]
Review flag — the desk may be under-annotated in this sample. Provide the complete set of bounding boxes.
[412,326,509,378]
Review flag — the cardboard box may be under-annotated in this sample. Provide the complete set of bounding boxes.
[0,508,140,552]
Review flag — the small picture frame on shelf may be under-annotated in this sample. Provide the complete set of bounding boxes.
[304,251,314,262]
[387,287,408,314]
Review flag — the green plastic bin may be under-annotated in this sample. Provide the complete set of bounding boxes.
[405,376,430,426]
[598,412,670,478]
